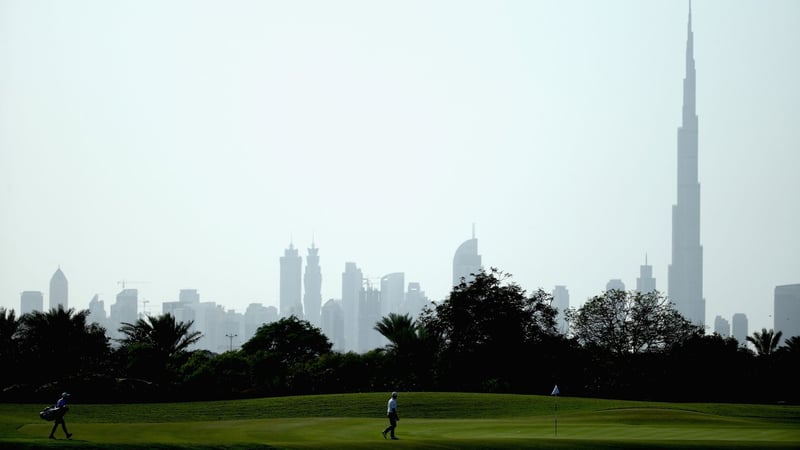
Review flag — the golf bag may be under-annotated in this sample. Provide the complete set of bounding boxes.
[39,406,59,421]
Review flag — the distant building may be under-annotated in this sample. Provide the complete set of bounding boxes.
[88,294,107,327]
[321,298,344,352]
[732,313,748,347]
[453,225,481,287]
[552,285,569,335]
[606,279,625,292]
[20,291,43,315]
[303,241,322,327]
[636,256,656,294]
[380,272,405,317]
[280,242,303,319]
[244,302,277,342]
[109,289,138,341]
[401,282,430,318]
[774,284,800,346]
[360,281,382,351]
[668,5,705,328]
[49,267,68,310]
[342,262,363,352]
[714,315,730,338]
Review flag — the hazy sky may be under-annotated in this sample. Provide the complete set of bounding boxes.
[1,1,798,336]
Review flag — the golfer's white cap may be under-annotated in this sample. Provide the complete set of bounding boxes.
[391,392,398,397]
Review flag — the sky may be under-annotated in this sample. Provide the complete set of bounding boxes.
[1,0,798,336]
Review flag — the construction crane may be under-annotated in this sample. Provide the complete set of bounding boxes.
[117,280,148,290]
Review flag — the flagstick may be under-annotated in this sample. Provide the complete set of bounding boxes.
[551,385,560,437]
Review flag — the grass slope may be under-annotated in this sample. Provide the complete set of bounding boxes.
[0,393,798,449]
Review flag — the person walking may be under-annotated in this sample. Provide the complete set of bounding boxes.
[382,391,399,440]
[49,392,72,440]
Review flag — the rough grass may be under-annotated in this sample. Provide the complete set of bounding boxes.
[0,392,797,449]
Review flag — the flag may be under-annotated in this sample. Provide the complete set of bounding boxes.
[551,385,560,396]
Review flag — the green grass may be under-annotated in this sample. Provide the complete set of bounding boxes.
[0,392,798,449]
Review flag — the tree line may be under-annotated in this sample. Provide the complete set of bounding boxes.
[1,268,797,404]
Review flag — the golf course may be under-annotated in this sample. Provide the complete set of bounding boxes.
[0,392,798,449]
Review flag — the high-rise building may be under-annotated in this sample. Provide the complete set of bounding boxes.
[321,298,344,352]
[732,313,748,347]
[380,272,405,316]
[20,290,43,315]
[453,225,481,287]
[774,284,800,346]
[280,242,303,319]
[303,241,322,327]
[668,5,706,326]
[636,256,656,294]
[552,285,569,335]
[360,281,382,351]
[342,262,363,352]
[668,5,705,328]
[401,282,430,318]
[109,288,138,341]
[49,267,68,310]
[88,294,107,326]
[714,315,730,337]
[606,279,625,292]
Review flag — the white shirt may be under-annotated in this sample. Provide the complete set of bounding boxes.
[387,397,397,414]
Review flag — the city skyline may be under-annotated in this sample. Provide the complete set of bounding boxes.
[1,1,798,336]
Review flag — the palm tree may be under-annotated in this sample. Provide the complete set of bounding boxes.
[374,313,419,354]
[118,313,202,359]
[117,313,202,385]
[0,308,20,385]
[746,328,783,356]
[16,305,110,384]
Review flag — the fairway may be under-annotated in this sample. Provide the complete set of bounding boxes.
[1,393,798,449]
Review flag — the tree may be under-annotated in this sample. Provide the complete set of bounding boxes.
[418,268,558,392]
[780,335,800,354]
[240,316,331,364]
[746,328,782,356]
[566,289,701,355]
[117,313,202,385]
[0,308,20,386]
[240,316,332,396]
[16,306,110,385]
[374,312,437,391]
[118,313,202,359]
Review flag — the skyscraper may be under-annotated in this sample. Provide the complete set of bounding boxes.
[49,267,68,310]
[20,290,43,315]
[636,256,656,294]
[732,313,748,347]
[453,225,481,287]
[280,242,303,319]
[668,5,705,328]
[380,272,405,316]
[303,241,322,327]
[342,262,363,352]
[774,284,800,346]
[552,285,569,335]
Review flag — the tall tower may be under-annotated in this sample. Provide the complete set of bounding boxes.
[342,262,363,352]
[49,266,68,310]
[303,240,322,327]
[636,255,657,294]
[280,242,303,319]
[668,4,705,327]
[453,224,482,287]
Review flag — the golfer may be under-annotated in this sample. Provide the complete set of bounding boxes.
[49,392,72,440]
[382,391,399,440]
